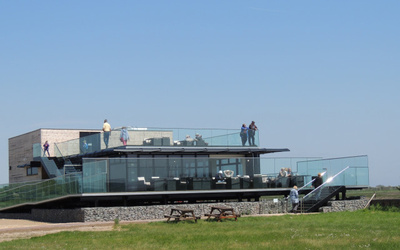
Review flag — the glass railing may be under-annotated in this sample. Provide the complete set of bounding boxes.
[296,155,369,187]
[33,143,43,158]
[301,167,350,210]
[0,173,82,209]
[260,157,320,176]
[54,127,259,157]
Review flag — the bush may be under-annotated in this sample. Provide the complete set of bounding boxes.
[369,204,400,212]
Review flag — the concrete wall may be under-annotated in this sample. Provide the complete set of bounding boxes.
[0,198,370,223]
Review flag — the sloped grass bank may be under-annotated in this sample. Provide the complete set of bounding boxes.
[1,210,399,249]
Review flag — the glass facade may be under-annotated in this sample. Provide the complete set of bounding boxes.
[0,155,369,209]
[81,156,261,193]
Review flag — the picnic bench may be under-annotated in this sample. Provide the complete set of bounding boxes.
[164,208,200,222]
[205,206,239,222]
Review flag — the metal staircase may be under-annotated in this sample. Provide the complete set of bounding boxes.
[300,185,346,212]
[299,166,349,213]
[33,157,62,178]
[64,164,80,174]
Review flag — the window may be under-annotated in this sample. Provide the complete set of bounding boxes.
[27,167,39,176]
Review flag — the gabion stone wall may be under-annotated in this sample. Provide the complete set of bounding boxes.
[79,198,371,222]
[0,198,370,223]
[82,202,261,222]
[320,197,369,213]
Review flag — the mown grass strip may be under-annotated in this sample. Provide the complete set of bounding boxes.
[0,210,399,249]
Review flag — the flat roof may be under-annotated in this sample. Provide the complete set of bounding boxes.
[92,146,290,156]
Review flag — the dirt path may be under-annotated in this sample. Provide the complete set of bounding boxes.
[0,219,148,243]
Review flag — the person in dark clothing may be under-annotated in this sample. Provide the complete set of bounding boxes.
[313,173,323,199]
[313,173,323,188]
[248,121,258,146]
[240,124,249,146]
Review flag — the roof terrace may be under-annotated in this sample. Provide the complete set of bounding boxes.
[50,127,261,158]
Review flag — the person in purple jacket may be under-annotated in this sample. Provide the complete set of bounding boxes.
[240,124,249,146]
[43,141,50,157]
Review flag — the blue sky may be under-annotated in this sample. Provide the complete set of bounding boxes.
[0,1,399,186]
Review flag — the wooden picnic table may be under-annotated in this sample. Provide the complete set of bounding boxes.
[205,206,239,222]
[164,208,199,222]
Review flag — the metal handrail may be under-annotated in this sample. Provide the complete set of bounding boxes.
[298,171,327,192]
[300,166,350,213]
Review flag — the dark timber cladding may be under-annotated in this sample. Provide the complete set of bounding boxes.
[114,146,290,155]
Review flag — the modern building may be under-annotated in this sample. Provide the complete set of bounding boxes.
[2,126,369,215]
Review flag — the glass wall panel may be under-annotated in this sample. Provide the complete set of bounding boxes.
[33,143,42,158]
[196,156,209,178]
[109,158,127,192]
[296,155,369,186]
[82,159,107,193]
[126,158,138,191]
[153,156,168,178]
[142,156,156,179]
[168,158,181,178]
[183,155,196,178]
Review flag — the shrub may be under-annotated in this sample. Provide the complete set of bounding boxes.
[369,204,400,212]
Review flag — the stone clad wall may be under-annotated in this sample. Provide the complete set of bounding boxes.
[8,129,41,183]
[0,198,370,223]
[8,128,100,183]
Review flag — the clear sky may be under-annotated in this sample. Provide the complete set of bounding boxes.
[0,1,399,186]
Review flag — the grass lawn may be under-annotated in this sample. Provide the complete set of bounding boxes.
[346,187,400,199]
[1,210,399,249]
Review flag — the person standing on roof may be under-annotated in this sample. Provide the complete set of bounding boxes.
[248,121,258,146]
[120,127,129,146]
[43,141,50,157]
[240,124,249,146]
[103,119,112,148]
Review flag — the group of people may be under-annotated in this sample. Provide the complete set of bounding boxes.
[240,121,258,146]
[289,172,324,213]
[102,119,130,147]
[278,168,292,178]
[183,133,207,146]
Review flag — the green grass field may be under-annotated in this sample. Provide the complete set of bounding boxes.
[346,186,400,199]
[1,209,399,249]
